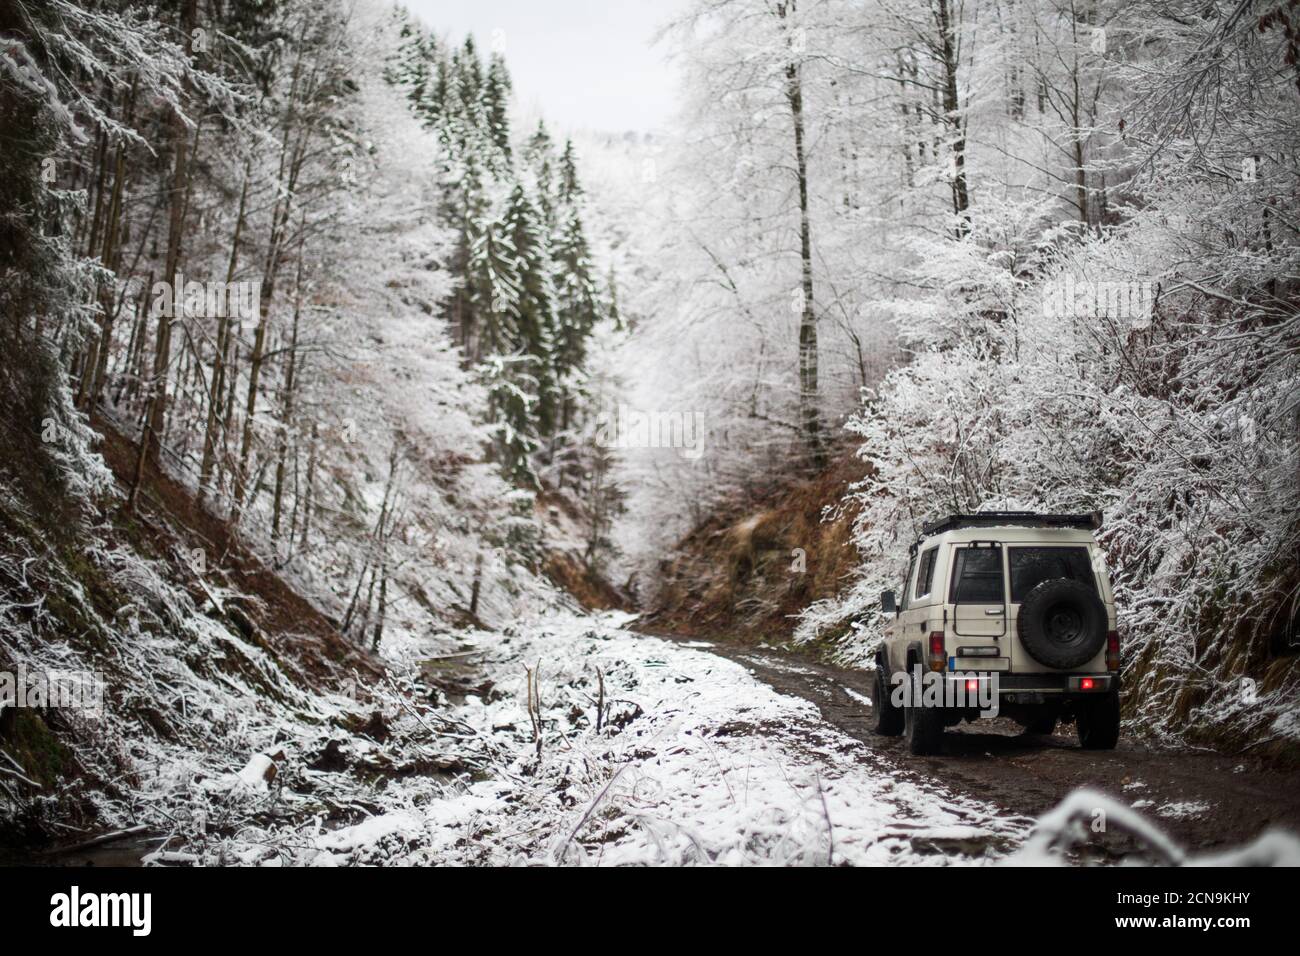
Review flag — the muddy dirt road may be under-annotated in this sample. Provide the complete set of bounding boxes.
[662,634,1300,854]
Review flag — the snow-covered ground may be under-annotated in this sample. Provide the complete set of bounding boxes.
[147,611,1300,868]
[275,612,1032,866]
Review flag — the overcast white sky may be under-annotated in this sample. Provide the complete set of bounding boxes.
[400,0,686,135]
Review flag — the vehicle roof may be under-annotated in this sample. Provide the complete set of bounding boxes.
[912,526,1099,552]
[921,511,1099,536]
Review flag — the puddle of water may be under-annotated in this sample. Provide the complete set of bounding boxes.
[3,833,164,867]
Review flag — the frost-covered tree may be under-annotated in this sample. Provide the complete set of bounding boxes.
[504,181,559,436]
[385,23,614,491]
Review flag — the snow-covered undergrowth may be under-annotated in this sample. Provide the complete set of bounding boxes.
[217,612,1030,866]
[0,476,380,844]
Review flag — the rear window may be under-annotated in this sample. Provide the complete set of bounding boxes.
[1009,547,1096,602]
[949,547,1004,604]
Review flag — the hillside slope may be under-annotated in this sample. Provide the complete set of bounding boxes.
[0,416,455,853]
[645,445,866,647]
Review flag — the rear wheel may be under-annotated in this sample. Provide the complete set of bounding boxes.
[1077,692,1120,750]
[1024,712,1057,736]
[872,664,904,737]
[904,669,945,755]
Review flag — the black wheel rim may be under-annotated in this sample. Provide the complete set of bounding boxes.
[1045,602,1085,646]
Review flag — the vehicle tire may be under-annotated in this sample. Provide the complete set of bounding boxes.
[904,682,945,755]
[1023,712,1056,735]
[1077,691,1120,750]
[1017,578,1108,670]
[872,663,904,737]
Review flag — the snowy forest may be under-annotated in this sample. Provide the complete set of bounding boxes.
[0,0,1297,869]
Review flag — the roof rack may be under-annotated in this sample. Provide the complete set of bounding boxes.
[919,511,1101,538]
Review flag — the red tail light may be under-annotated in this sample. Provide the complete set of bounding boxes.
[1106,630,1120,671]
[1080,677,1095,690]
[929,631,946,673]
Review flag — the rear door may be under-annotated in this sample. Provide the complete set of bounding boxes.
[1006,545,1103,671]
[949,544,1007,638]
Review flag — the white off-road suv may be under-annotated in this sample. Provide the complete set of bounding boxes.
[872,512,1120,755]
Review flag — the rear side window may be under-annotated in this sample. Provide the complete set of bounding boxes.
[899,553,918,610]
[913,547,937,600]
[949,547,1004,603]
[1009,547,1097,602]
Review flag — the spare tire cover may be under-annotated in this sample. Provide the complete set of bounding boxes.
[1016,578,1107,670]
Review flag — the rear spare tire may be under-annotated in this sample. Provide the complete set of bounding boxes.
[1017,578,1107,670]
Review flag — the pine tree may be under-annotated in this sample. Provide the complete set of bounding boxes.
[550,204,600,428]
[467,208,520,354]
[386,19,442,130]
[446,46,487,153]
[504,181,559,435]
[430,54,452,135]
[557,138,584,207]
[466,202,537,483]
[458,36,484,106]
[482,53,513,163]
[524,121,558,230]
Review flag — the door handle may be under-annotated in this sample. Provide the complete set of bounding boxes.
[984,608,1005,616]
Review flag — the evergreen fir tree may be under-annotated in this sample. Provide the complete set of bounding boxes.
[430,54,452,137]
[482,53,513,163]
[524,121,558,231]
[458,36,483,105]
[550,204,600,428]
[467,202,537,483]
[557,138,584,207]
[503,181,559,435]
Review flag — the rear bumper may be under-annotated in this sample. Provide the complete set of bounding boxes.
[995,672,1115,699]
[943,672,1114,697]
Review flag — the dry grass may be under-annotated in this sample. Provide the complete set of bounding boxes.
[646,443,868,649]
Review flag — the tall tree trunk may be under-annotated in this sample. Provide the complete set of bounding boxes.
[299,419,317,549]
[935,0,971,236]
[232,73,313,522]
[199,168,250,502]
[778,1,822,466]
[271,229,306,542]
[371,561,388,651]
[1071,82,1088,226]
[146,0,198,462]
[469,551,483,618]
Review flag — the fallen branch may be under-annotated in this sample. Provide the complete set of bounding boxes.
[42,824,153,857]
